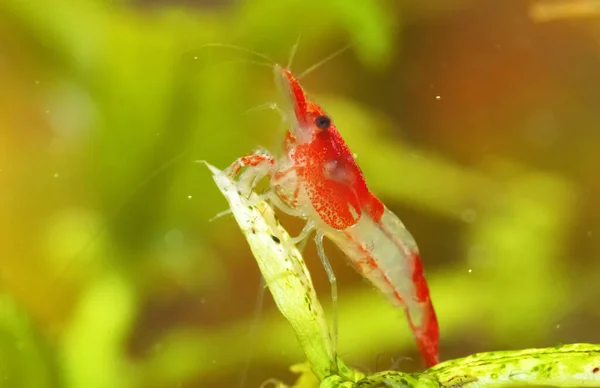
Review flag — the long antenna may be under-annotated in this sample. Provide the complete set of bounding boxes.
[195,43,275,64]
[296,43,353,80]
[286,34,302,70]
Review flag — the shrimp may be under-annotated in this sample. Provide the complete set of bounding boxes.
[225,64,439,368]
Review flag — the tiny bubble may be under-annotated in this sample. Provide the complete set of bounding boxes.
[53,173,59,178]
[187,195,192,199]
[194,56,198,60]
[435,95,441,100]
[468,269,473,273]
[352,153,358,159]
[556,324,561,329]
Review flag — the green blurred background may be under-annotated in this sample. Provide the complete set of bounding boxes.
[1,0,600,387]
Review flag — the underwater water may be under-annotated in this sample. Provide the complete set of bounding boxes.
[1,0,600,387]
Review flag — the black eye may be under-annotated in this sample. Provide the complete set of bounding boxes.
[315,115,331,130]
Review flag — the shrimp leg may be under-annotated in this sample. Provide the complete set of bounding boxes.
[264,191,304,217]
[227,152,317,246]
[225,150,275,177]
[315,232,339,360]
[225,150,276,196]
[290,221,315,245]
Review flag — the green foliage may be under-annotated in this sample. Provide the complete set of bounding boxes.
[0,295,59,388]
[0,0,595,387]
[60,274,136,388]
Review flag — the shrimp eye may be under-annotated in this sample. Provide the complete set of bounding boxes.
[315,115,331,130]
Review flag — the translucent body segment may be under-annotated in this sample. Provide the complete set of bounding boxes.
[323,206,439,367]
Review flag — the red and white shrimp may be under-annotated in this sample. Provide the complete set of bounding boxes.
[225,64,439,367]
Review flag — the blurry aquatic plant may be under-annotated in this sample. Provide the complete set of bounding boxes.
[530,0,600,22]
[1,0,595,387]
[0,295,60,388]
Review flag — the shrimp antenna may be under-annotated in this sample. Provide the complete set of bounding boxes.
[296,43,353,80]
[244,102,281,115]
[286,34,302,71]
[195,43,275,65]
[213,58,274,70]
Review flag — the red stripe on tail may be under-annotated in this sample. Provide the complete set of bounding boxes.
[411,253,439,367]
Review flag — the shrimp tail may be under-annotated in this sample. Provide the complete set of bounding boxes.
[332,206,440,368]
[405,253,439,367]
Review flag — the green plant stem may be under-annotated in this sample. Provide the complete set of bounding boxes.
[320,344,600,388]
[207,162,359,383]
